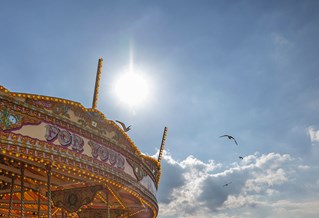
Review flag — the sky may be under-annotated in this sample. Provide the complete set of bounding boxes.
[1,0,319,217]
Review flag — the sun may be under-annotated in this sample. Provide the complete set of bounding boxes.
[114,71,150,107]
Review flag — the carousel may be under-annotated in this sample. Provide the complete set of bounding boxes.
[0,59,167,217]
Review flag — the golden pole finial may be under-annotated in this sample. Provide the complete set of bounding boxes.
[158,127,168,163]
[92,58,103,109]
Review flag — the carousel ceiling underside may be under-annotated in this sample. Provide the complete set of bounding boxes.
[0,153,154,218]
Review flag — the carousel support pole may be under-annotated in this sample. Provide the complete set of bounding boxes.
[21,164,25,218]
[37,189,41,218]
[106,191,110,218]
[92,58,103,109]
[46,165,52,218]
[61,208,65,218]
[8,175,15,218]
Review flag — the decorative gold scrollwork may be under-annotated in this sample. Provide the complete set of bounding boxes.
[51,185,103,213]
[0,102,40,131]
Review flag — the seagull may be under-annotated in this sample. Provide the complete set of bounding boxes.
[239,156,244,160]
[220,135,238,145]
[223,182,232,187]
[115,120,131,132]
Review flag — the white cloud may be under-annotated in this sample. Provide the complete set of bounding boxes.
[245,168,287,192]
[298,164,310,170]
[255,152,293,169]
[266,188,279,196]
[223,195,259,209]
[268,200,319,218]
[157,151,319,218]
[308,127,319,145]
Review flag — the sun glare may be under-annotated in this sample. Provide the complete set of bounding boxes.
[114,71,150,107]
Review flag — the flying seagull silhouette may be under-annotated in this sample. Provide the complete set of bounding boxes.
[223,182,232,187]
[220,135,238,145]
[115,120,131,132]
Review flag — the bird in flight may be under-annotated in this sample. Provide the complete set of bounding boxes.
[220,135,238,145]
[223,182,232,187]
[239,156,244,160]
[115,120,131,132]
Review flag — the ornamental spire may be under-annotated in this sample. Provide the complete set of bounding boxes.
[158,127,168,163]
[92,58,103,109]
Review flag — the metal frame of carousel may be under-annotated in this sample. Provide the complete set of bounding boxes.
[0,59,167,217]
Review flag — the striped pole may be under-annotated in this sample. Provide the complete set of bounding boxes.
[8,175,15,218]
[46,165,52,218]
[21,165,25,218]
[37,189,41,218]
[158,127,168,162]
[107,190,110,218]
[92,58,103,109]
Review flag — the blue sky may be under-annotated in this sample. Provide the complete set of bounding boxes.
[1,1,319,217]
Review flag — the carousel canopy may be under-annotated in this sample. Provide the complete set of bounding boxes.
[0,85,163,218]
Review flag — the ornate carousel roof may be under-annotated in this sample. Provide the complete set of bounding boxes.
[0,83,166,217]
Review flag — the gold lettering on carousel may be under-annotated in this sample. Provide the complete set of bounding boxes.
[45,125,84,153]
[58,130,72,146]
[45,125,59,141]
[71,134,84,152]
[88,141,125,170]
